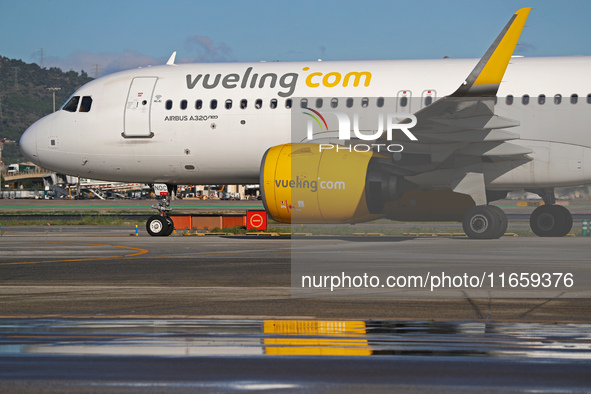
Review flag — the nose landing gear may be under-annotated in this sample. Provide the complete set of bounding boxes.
[146,184,175,237]
[146,214,174,236]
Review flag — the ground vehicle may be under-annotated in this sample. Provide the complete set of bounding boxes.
[6,163,36,175]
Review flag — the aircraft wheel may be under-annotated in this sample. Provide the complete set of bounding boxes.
[164,217,175,236]
[462,205,503,239]
[146,215,169,237]
[488,205,508,238]
[530,205,572,237]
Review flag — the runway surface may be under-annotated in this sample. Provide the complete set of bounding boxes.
[1,223,591,391]
[1,230,591,319]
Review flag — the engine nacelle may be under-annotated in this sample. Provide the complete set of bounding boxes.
[260,143,411,224]
[383,189,476,221]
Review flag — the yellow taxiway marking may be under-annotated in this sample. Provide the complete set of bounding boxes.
[0,241,148,266]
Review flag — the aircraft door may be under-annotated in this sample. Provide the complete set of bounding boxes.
[123,77,158,138]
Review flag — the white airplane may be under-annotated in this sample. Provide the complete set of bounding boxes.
[20,8,591,238]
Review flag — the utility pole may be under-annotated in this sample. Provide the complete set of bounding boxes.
[38,48,44,68]
[47,87,61,112]
[93,64,102,78]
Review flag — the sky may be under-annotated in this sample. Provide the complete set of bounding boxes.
[1,0,590,77]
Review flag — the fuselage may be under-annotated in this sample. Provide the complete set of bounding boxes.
[20,56,591,189]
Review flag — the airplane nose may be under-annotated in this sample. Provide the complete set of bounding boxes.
[20,120,41,166]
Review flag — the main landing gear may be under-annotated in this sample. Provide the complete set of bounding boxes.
[462,205,508,239]
[146,184,175,237]
[528,189,573,237]
[462,189,573,239]
[530,204,573,237]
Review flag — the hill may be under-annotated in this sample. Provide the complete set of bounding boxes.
[0,56,93,165]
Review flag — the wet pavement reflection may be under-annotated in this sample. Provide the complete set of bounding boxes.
[1,318,590,359]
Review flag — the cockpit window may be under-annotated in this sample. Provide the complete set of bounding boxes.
[62,96,80,112]
[79,96,93,112]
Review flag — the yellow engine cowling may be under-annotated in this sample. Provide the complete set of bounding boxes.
[260,143,383,224]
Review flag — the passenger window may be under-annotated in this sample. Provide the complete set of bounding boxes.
[346,98,354,108]
[240,99,247,109]
[522,95,529,105]
[285,99,292,109]
[538,94,545,105]
[554,94,562,105]
[316,98,323,108]
[400,96,408,107]
[79,96,93,112]
[331,98,338,108]
[270,99,277,109]
[180,99,188,110]
[587,94,591,104]
[63,96,80,112]
[255,99,262,109]
[210,99,217,110]
[195,99,203,110]
[377,97,385,107]
[424,96,432,106]
[361,97,369,108]
[225,99,232,110]
[300,98,308,108]
[571,94,578,104]
[506,95,513,105]
[165,100,173,110]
